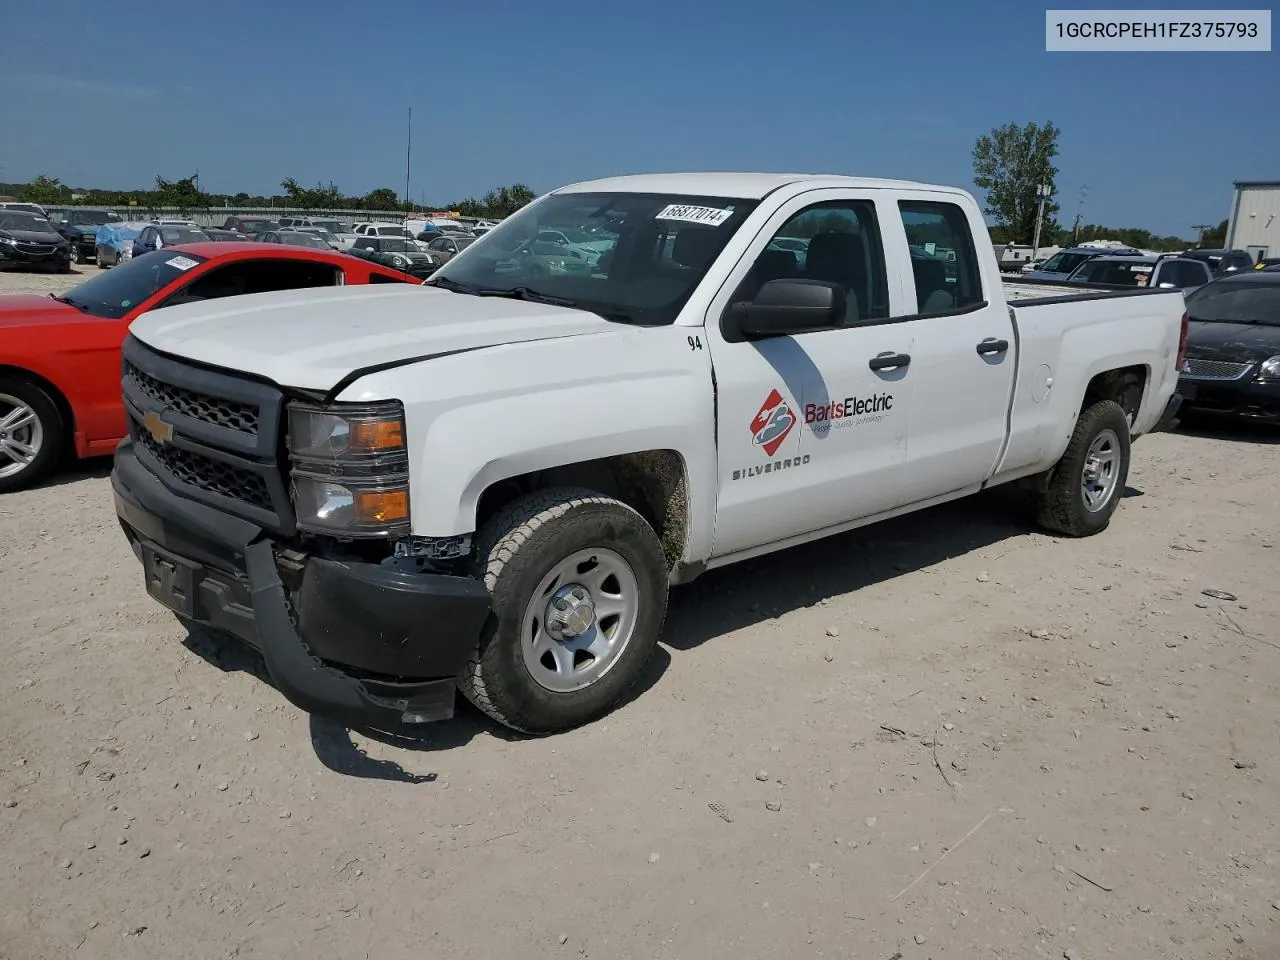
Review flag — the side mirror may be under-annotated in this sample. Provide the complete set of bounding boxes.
[723,279,846,342]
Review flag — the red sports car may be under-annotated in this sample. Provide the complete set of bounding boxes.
[0,242,418,492]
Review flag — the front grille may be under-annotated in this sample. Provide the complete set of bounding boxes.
[125,360,259,435]
[1180,358,1253,381]
[15,243,56,255]
[135,428,273,510]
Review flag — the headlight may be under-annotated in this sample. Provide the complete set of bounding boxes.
[391,255,406,266]
[0,236,16,246]
[1261,356,1280,379]
[287,401,410,537]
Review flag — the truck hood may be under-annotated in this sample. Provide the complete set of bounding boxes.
[127,284,618,391]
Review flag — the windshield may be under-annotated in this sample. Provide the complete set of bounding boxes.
[312,220,347,233]
[1185,283,1280,326]
[0,212,55,232]
[378,226,412,239]
[1,203,45,216]
[161,227,208,244]
[58,248,208,319]
[240,219,275,233]
[281,232,328,249]
[67,210,121,226]
[378,239,416,253]
[455,237,476,250]
[1072,260,1154,285]
[428,191,758,325]
[1040,252,1093,274]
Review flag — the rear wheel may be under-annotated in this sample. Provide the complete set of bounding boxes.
[458,488,669,734]
[0,379,64,493]
[71,245,84,265]
[1036,399,1131,537]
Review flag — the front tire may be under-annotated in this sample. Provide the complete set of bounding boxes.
[1036,399,1131,537]
[0,379,65,493]
[458,488,669,734]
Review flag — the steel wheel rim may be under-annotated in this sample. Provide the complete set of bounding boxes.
[520,547,640,693]
[1081,428,1121,513]
[0,394,43,479]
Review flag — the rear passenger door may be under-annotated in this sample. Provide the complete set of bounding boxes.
[890,196,1017,505]
[704,189,917,558]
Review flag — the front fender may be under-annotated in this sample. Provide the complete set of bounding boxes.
[337,327,719,561]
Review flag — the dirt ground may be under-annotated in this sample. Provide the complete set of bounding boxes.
[1,267,1278,960]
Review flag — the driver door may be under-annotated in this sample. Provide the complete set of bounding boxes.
[702,189,917,558]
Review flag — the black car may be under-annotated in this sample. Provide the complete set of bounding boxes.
[203,227,250,242]
[56,208,122,264]
[1182,248,1256,277]
[131,223,211,258]
[0,211,72,272]
[348,236,438,278]
[1177,272,1280,423]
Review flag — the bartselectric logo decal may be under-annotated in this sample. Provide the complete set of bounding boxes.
[805,391,894,436]
[733,388,811,481]
[749,389,795,456]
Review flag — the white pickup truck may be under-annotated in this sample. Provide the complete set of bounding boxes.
[112,173,1188,734]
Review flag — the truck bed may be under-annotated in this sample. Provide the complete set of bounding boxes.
[1001,275,1173,303]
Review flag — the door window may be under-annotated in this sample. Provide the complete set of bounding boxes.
[161,259,342,307]
[897,201,983,315]
[732,201,889,323]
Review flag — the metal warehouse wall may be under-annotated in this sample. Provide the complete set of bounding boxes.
[1226,183,1280,256]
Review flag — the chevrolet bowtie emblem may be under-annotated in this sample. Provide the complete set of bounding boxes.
[142,411,173,445]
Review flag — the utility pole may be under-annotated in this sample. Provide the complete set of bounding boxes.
[1031,183,1053,260]
[404,107,412,211]
[1192,224,1211,246]
[1072,183,1088,245]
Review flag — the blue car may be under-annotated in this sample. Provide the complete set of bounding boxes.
[1024,246,1141,283]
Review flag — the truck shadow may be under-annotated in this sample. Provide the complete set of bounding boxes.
[1174,417,1280,445]
[663,485,1035,652]
[182,485,1051,773]
[180,619,672,774]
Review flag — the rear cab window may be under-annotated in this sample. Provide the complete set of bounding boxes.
[897,200,983,316]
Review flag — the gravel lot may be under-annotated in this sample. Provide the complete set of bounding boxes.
[2,268,1278,960]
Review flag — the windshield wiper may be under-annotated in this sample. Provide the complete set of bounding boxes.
[48,294,90,313]
[422,276,479,294]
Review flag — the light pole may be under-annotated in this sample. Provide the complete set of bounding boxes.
[1031,183,1053,260]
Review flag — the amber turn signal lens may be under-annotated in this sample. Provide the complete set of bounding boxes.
[349,418,405,453]
[353,489,409,525]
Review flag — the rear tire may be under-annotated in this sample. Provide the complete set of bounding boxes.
[0,378,65,493]
[458,488,669,734]
[1036,399,1131,537]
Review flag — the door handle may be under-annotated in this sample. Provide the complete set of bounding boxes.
[976,338,1009,356]
[868,352,911,372]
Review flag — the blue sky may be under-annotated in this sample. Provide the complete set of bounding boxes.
[1,0,1273,236]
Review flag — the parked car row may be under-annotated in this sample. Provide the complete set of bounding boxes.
[0,241,420,492]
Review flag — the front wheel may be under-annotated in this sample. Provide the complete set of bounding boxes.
[1036,399,1131,537]
[72,245,84,265]
[0,379,64,493]
[458,488,669,734]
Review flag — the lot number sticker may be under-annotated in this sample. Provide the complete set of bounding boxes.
[166,255,200,271]
[655,204,733,226]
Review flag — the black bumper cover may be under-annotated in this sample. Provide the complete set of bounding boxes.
[112,439,491,729]
[1177,376,1280,422]
[1151,390,1184,433]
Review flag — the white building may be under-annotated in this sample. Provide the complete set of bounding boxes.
[1225,180,1280,260]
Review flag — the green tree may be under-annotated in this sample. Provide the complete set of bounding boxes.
[972,121,1061,244]
[280,177,343,209]
[155,175,209,212]
[363,187,401,211]
[22,174,65,205]
[1199,219,1228,248]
